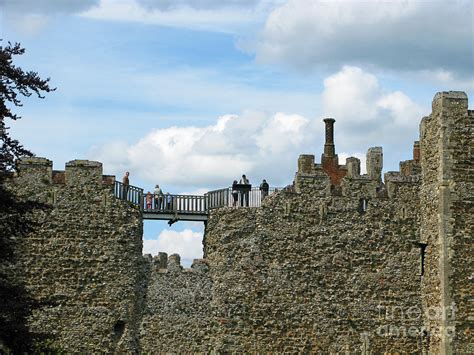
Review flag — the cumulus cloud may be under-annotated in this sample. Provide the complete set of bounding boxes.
[143,229,203,265]
[256,0,473,76]
[90,66,426,188]
[90,110,320,189]
[321,66,424,151]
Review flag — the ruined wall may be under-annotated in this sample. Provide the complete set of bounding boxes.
[138,253,213,352]
[3,158,143,352]
[420,92,474,353]
[1,90,471,353]
[205,156,425,352]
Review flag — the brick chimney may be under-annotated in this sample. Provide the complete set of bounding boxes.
[323,118,336,157]
[320,118,347,186]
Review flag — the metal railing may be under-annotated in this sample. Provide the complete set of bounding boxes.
[206,187,280,209]
[114,181,281,215]
[206,188,229,209]
[143,193,207,214]
[114,181,143,207]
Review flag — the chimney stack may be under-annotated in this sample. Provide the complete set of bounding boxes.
[323,118,336,157]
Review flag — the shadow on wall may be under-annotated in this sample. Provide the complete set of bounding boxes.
[0,179,53,352]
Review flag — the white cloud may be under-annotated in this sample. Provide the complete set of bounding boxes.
[322,66,380,122]
[81,0,280,33]
[377,91,423,127]
[143,228,203,261]
[90,66,425,189]
[90,110,319,189]
[320,66,424,152]
[85,64,430,191]
[255,0,474,76]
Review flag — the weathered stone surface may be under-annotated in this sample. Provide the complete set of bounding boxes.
[3,159,143,352]
[1,91,471,353]
[205,166,423,353]
[138,255,213,352]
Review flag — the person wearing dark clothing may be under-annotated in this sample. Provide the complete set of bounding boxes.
[122,171,130,199]
[154,184,163,209]
[239,174,250,207]
[260,179,269,201]
[232,180,239,207]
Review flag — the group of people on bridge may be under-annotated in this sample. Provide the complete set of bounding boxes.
[231,174,269,207]
[121,171,270,210]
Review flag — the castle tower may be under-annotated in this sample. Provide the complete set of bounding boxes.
[420,91,472,354]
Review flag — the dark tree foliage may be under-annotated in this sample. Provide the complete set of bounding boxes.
[0,41,55,352]
[0,41,55,171]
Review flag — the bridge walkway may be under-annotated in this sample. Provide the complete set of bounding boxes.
[113,181,279,224]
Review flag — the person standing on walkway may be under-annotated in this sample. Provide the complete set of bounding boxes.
[239,174,250,207]
[260,179,269,201]
[232,180,239,207]
[154,184,163,209]
[145,191,153,210]
[122,171,130,199]
[165,192,172,211]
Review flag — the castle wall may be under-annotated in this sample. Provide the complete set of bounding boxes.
[138,253,213,352]
[4,159,143,352]
[420,92,473,353]
[204,170,424,352]
[1,90,470,353]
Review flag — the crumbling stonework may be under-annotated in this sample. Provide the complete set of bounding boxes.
[3,159,143,352]
[1,91,472,353]
[138,253,213,352]
[205,156,424,352]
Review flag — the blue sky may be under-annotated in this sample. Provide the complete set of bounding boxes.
[2,0,473,266]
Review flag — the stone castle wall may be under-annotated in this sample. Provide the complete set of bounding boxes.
[138,253,213,352]
[204,154,424,352]
[1,91,471,353]
[3,159,143,352]
[419,92,474,353]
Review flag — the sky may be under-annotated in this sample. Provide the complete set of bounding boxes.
[1,0,473,266]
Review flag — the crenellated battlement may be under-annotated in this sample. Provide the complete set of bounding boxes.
[13,157,115,187]
[294,117,428,199]
[143,252,209,274]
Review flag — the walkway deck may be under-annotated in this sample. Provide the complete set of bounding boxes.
[113,181,278,224]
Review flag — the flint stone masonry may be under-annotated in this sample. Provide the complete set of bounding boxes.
[138,254,213,352]
[3,159,144,352]
[1,91,472,353]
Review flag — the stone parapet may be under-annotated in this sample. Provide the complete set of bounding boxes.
[65,159,103,186]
